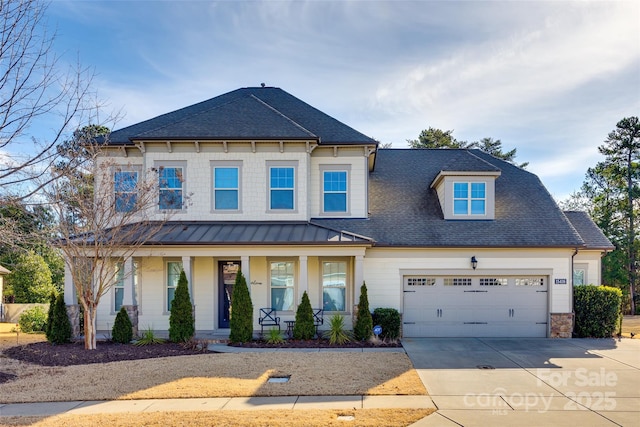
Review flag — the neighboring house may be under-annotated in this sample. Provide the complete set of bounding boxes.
[63,86,613,338]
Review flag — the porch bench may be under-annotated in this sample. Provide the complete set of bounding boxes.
[259,308,280,333]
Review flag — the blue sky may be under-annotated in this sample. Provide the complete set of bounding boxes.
[33,1,640,199]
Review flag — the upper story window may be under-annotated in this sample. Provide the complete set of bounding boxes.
[453,182,486,216]
[158,164,185,210]
[268,161,297,211]
[212,161,242,211]
[323,171,348,212]
[114,169,138,213]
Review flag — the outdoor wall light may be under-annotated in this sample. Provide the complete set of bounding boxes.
[471,256,478,270]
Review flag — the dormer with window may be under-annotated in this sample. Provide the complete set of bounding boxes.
[430,151,501,220]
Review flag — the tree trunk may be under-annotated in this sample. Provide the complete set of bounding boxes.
[83,303,97,350]
[627,150,636,315]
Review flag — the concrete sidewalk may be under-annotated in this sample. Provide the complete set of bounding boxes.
[0,395,436,417]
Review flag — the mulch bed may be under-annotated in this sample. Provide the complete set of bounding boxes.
[231,339,402,349]
[2,341,208,367]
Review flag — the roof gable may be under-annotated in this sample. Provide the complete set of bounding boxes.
[107,87,377,146]
[563,211,614,250]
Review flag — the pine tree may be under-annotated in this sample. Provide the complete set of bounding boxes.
[169,270,194,342]
[112,306,133,343]
[293,291,315,340]
[354,282,373,341]
[48,293,72,344]
[45,291,56,342]
[229,270,253,343]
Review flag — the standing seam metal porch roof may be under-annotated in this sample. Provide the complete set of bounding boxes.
[97,222,374,246]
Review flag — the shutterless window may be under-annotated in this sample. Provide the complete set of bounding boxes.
[114,262,124,311]
[114,170,138,212]
[159,167,184,210]
[270,261,295,311]
[323,171,347,212]
[214,167,239,210]
[453,182,486,215]
[270,167,295,210]
[167,261,182,311]
[573,268,586,286]
[322,261,347,311]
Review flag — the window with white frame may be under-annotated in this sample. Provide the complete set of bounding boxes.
[212,162,241,211]
[114,168,139,213]
[268,162,296,210]
[573,267,586,286]
[114,262,124,311]
[453,182,486,215]
[270,261,295,311]
[323,170,348,213]
[166,261,182,311]
[322,261,347,311]
[158,165,185,210]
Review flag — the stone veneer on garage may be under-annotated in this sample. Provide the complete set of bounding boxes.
[550,312,574,338]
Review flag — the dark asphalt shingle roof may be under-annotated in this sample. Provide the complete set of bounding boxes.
[563,211,615,250]
[313,149,587,248]
[107,87,377,146]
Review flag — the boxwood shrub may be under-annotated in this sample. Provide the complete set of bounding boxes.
[574,285,622,338]
[372,308,401,340]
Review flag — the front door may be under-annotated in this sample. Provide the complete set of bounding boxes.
[218,261,240,328]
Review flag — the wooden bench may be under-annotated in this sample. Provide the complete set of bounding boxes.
[259,308,280,333]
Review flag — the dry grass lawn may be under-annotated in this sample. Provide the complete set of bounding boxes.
[620,315,640,338]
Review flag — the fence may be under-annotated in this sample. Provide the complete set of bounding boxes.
[1,303,49,323]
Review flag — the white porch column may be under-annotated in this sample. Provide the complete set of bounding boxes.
[241,255,250,286]
[181,256,193,302]
[299,255,308,300]
[354,255,364,305]
[122,258,134,306]
[64,261,76,305]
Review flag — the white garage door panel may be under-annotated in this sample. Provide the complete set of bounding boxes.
[403,276,548,338]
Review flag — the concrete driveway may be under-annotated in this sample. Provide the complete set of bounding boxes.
[403,338,640,426]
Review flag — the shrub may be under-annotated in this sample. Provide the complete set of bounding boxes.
[169,270,195,343]
[323,314,353,345]
[293,291,316,340]
[135,327,165,345]
[265,327,285,344]
[353,282,373,341]
[18,306,47,333]
[574,285,622,338]
[229,270,253,343]
[112,307,133,344]
[372,308,401,340]
[45,291,56,342]
[48,293,72,344]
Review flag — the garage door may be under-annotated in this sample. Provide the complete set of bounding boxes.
[402,276,548,337]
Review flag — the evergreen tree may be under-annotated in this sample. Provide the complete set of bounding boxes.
[48,293,72,344]
[229,270,253,343]
[353,282,373,341]
[45,291,56,342]
[168,270,194,342]
[293,291,315,340]
[112,307,133,344]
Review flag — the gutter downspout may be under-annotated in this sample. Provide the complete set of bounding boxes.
[571,248,579,333]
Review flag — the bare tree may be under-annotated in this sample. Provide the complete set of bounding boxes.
[46,141,175,350]
[0,0,96,198]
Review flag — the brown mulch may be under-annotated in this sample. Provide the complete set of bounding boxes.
[2,341,207,368]
[232,339,401,348]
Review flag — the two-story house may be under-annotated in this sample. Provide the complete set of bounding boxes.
[63,86,613,338]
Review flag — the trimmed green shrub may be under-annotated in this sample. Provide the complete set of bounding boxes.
[45,291,56,342]
[323,314,353,345]
[229,270,253,343]
[574,285,622,338]
[48,293,72,344]
[293,291,316,340]
[169,270,195,342]
[353,282,373,341]
[372,308,401,340]
[18,306,47,333]
[112,306,133,344]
